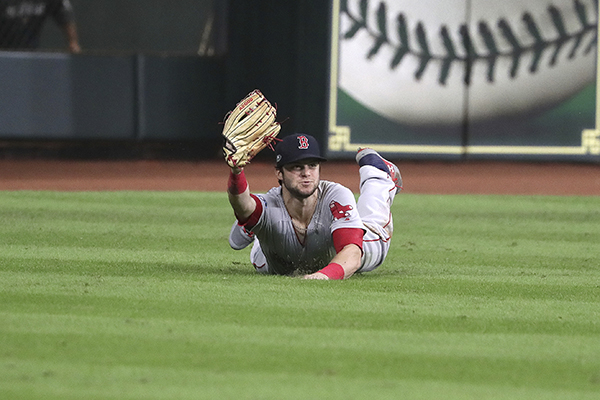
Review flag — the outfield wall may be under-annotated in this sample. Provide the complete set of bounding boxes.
[0,52,224,142]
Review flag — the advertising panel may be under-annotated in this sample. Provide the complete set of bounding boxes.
[328,0,600,161]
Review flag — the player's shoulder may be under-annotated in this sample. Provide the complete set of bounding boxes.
[263,186,282,198]
[319,180,354,199]
[257,186,285,207]
[320,179,351,190]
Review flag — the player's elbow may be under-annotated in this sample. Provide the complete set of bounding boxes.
[228,222,255,250]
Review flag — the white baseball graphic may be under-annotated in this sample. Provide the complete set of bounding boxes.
[339,0,598,125]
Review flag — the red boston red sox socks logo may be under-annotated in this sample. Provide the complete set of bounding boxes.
[329,201,353,221]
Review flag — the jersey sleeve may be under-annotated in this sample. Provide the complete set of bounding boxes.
[325,183,365,233]
[326,184,365,253]
[237,194,264,230]
[332,227,364,253]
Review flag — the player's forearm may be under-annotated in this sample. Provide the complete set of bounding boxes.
[329,244,362,277]
[227,168,256,222]
[303,244,362,280]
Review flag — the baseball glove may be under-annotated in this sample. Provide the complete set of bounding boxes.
[222,89,281,168]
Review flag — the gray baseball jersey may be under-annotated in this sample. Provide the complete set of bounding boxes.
[248,180,364,275]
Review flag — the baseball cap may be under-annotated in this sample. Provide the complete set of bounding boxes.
[275,134,327,168]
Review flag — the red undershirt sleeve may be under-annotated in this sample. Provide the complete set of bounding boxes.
[332,228,364,254]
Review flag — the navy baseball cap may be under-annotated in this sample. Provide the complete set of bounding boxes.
[275,134,327,168]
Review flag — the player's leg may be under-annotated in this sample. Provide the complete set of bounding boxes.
[355,148,402,272]
[356,148,401,238]
[356,148,402,194]
[360,231,392,272]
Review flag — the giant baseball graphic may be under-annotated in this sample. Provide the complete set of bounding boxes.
[339,0,597,126]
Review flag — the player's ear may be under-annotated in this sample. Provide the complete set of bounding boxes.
[275,167,283,185]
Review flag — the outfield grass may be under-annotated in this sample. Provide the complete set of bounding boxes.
[1,191,599,399]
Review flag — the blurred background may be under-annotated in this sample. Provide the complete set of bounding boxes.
[38,1,226,55]
[0,0,330,160]
[0,0,598,162]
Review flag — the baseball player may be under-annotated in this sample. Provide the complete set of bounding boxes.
[227,133,402,280]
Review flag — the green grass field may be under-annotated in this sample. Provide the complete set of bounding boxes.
[1,191,599,399]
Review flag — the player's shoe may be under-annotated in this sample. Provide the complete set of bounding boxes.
[356,148,403,193]
[228,222,255,250]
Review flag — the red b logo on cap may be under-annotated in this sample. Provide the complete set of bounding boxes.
[297,135,309,149]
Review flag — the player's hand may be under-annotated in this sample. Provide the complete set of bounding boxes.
[302,272,329,280]
[221,89,281,168]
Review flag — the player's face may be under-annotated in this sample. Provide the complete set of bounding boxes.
[278,159,321,199]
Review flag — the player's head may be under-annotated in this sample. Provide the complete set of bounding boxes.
[275,134,326,197]
[275,134,327,169]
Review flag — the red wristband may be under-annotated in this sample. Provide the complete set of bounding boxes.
[318,263,345,280]
[228,169,248,195]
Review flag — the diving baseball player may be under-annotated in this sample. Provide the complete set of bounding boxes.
[227,133,402,280]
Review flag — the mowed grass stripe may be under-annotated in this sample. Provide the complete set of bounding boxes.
[3,332,598,390]
[0,245,221,265]
[1,192,232,251]
[1,217,229,238]
[3,330,598,391]
[2,268,599,304]
[3,311,600,362]
[1,271,598,337]
[4,360,598,400]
